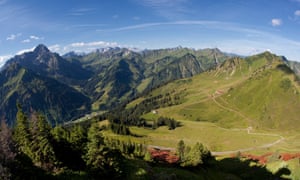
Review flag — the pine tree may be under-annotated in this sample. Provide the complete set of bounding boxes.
[85,123,124,178]
[69,124,87,153]
[13,104,32,158]
[29,112,57,170]
[85,123,105,169]
[51,125,86,171]
[177,140,185,162]
[180,142,211,167]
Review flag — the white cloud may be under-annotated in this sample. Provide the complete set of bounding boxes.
[48,41,121,55]
[22,35,43,43]
[30,35,41,40]
[70,41,119,48]
[271,18,282,26]
[7,35,16,40]
[22,39,31,43]
[49,44,61,52]
[6,33,22,40]
[0,55,12,67]
[295,10,300,16]
[16,47,35,55]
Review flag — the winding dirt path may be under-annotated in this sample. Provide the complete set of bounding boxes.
[211,131,284,156]
[210,93,285,156]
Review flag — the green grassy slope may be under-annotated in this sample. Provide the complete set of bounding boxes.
[130,52,300,131]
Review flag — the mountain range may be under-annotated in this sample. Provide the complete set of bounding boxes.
[1,44,300,127]
[1,44,231,125]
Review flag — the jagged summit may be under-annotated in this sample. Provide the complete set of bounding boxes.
[33,44,50,54]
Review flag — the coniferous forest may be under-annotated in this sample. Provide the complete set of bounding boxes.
[0,104,290,179]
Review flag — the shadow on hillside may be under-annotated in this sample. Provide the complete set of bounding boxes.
[276,64,294,74]
[213,157,291,180]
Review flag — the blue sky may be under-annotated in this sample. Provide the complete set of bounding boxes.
[1,0,300,66]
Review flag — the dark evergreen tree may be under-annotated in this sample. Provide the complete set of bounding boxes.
[13,104,32,158]
[29,112,58,170]
[51,125,86,170]
[85,123,124,178]
[177,140,185,162]
[69,124,88,153]
[180,142,211,167]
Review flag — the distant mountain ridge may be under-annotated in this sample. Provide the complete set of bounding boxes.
[64,45,230,110]
[1,44,299,126]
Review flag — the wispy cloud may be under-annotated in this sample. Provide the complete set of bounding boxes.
[133,16,141,20]
[271,18,282,26]
[49,44,61,52]
[136,0,190,19]
[99,20,300,60]
[112,14,119,19]
[48,41,121,54]
[22,39,31,43]
[98,20,262,35]
[30,35,41,40]
[22,35,43,43]
[70,41,119,48]
[68,8,95,16]
[295,10,300,16]
[6,33,22,40]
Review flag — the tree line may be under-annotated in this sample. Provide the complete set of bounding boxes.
[0,104,210,179]
[92,92,183,132]
[0,104,125,179]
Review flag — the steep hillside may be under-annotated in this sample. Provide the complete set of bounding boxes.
[286,60,300,77]
[127,52,300,130]
[67,46,230,110]
[85,57,145,110]
[144,53,204,90]
[5,44,93,85]
[223,57,300,129]
[0,63,90,126]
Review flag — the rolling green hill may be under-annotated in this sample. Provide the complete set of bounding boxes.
[128,51,300,131]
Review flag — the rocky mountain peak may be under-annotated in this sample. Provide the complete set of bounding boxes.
[34,44,50,54]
